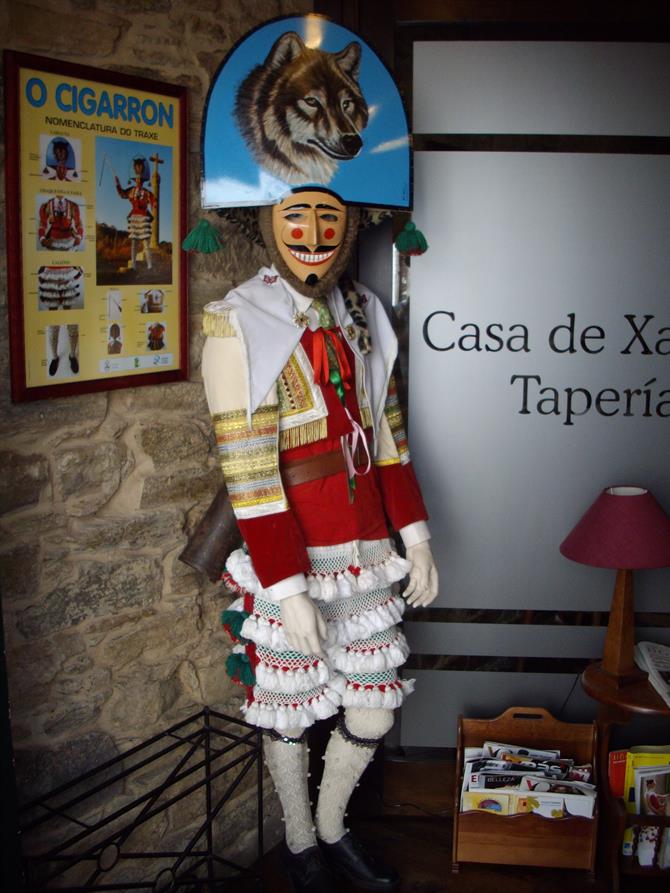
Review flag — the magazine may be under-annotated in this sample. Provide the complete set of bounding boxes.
[635,641,670,708]
[460,739,595,817]
[621,748,670,857]
[608,749,628,797]
[636,766,670,867]
[481,740,560,760]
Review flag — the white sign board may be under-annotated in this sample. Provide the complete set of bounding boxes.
[409,150,670,613]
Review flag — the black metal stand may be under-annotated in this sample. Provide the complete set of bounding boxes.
[18,708,264,892]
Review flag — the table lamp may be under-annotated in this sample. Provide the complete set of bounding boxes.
[560,486,670,687]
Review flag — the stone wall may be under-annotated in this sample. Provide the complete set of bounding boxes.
[0,0,311,876]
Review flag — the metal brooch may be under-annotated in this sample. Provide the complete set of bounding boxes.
[292,310,310,329]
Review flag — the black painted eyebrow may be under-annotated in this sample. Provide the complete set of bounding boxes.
[282,203,342,212]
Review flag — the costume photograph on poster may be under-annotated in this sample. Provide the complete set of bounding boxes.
[146,320,166,351]
[202,15,411,209]
[40,134,81,182]
[36,194,85,252]
[45,323,79,379]
[106,287,122,320]
[37,264,84,311]
[107,322,123,355]
[140,287,164,313]
[95,137,173,286]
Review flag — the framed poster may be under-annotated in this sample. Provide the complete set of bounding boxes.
[4,52,188,401]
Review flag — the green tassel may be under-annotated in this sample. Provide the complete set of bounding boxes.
[221,609,250,643]
[182,218,225,253]
[225,651,256,686]
[395,220,428,256]
[330,369,346,405]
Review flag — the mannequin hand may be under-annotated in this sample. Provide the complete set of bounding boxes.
[403,541,439,607]
[280,591,327,658]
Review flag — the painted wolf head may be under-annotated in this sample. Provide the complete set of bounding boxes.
[235,31,369,186]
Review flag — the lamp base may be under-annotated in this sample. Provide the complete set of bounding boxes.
[601,569,643,683]
[596,663,648,689]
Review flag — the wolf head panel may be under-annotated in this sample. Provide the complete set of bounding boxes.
[202,14,411,209]
[235,32,369,187]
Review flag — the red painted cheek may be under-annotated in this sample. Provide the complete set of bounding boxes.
[291,228,303,239]
[323,228,336,240]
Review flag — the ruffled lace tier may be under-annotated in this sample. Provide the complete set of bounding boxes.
[222,537,415,729]
[226,538,411,603]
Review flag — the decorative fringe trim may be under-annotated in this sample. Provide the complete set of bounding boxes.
[226,644,256,687]
[241,615,286,651]
[327,596,406,646]
[221,607,250,644]
[329,634,410,674]
[306,555,410,602]
[241,682,343,730]
[395,221,428,256]
[255,659,330,693]
[226,547,410,605]
[182,218,225,253]
[278,418,328,451]
[203,308,236,338]
[226,550,264,598]
[360,405,373,429]
[240,595,406,653]
[342,677,415,709]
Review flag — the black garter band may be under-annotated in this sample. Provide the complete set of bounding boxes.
[264,728,308,746]
[336,713,382,749]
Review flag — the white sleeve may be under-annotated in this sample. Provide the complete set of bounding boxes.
[399,521,431,548]
[266,573,309,601]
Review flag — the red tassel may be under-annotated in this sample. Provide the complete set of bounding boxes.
[246,641,259,670]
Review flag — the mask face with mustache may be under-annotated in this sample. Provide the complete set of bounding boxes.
[271,190,347,287]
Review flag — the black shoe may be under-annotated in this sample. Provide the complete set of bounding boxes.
[69,355,79,374]
[282,842,337,893]
[49,357,59,376]
[320,832,400,891]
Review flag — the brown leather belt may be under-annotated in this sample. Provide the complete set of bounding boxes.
[281,443,368,487]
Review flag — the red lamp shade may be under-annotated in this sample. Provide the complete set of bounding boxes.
[560,486,670,570]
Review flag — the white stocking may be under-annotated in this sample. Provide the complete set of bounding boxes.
[264,727,316,855]
[315,708,394,844]
[144,239,152,269]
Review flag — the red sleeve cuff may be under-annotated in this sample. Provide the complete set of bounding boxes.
[238,510,310,588]
[377,461,429,532]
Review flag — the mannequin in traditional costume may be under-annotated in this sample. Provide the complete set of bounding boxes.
[189,16,436,893]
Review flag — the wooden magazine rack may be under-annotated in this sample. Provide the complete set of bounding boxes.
[452,706,598,876]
